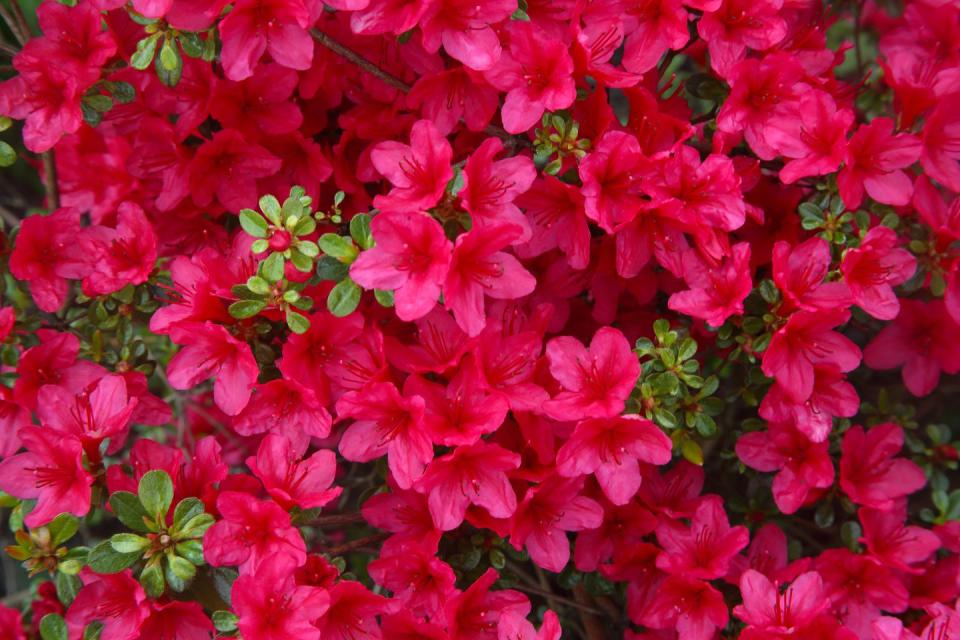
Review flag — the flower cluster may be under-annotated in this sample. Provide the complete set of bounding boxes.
[0,0,958,639]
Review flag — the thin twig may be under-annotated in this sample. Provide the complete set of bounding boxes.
[7,0,29,46]
[512,583,605,616]
[573,585,607,640]
[41,150,59,211]
[0,203,18,227]
[318,532,389,555]
[0,42,16,57]
[853,0,865,78]
[0,1,26,46]
[309,513,367,527]
[1,588,30,607]
[310,28,411,93]
[309,28,523,147]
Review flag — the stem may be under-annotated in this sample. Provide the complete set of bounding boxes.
[573,585,607,640]
[853,0,865,78]
[309,513,367,527]
[318,532,389,555]
[309,28,523,147]
[310,28,411,93]
[41,150,59,211]
[512,583,605,616]
[0,1,26,46]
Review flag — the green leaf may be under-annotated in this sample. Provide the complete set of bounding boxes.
[0,141,15,167]
[251,238,269,253]
[327,278,361,317]
[840,521,862,551]
[318,233,359,263]
[246,276,272,296]
[87,540,140,574]
[677,337,697,361]
[110,533,150,554]
[110,81,136,104]
[140,561,165,598]
[168,554,197,582]
[296,240,320,258]
[40,614,67,640]
[374,289,394,307]
[259,195,282,224]
[228,299,266,320]
[212,567,238,606]
[131,34,160,70]
[294,215,316,237]
[261,252,285,283]
[55,572,82,607]
[138,470,174,521]
[47,514,80,547]
[84,94,113,113]
[286,309,310,334]
[177,513,215,540]
[289,247,315,272]
[239,209,269,238]
[349,213,374,249]
[212,611,238,633]
[108,492,151,532]
[154,39,182,87]
[178,32,203,58]
[446,169,465,196]
[175,540,205,565]
[316,256,349,281]
[172,498,205,531]
[82,622,103,640]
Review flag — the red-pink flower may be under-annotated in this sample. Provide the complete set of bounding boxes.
[37,374,137,456]
[0,427,92,527]
[350,211,452,322]
[210,63,303,135]
[232,556,330,640]
[655,496,749,580]
[772,237,852,314]
[405,369,509,446]
[418,0,515,70]
[840,227,916,321]
[736,421,834,514]
[579,131,651,232]
[860,505,940,573]
[370,120,453,213]
[767,90,854,184]
[407,68,499,135]
[313,580,389,640]
[510,475,603,572]
[65,571,149,640]
[417,441,520,530]
[761,309,861,403]
[668,243,753,327]
[817,548,909,638]
[9,209,87,313]
[734,570,829,639]
[138,601,214,640]
[555,415,672,505]
[218,0,315,81]
[483,22,575,134]
[367,541,456,620]
[543,327,640,421]
[921,92,960,192]
[839,423,926,511]
[698,0,788,76]
[461,137,537,235]
[641,576,729,640]
[335,382,431,489]
[232,379,333,450]
[188,129,281,212]
[515,175,591,270]
[444,568,530,640]
[166,322,260,416]
[203,491,307,573]
[863,300,960,397]
[0,604,23,640]
[246,434,341,511]
[80,202,158,296]
[444,224,536,337]
[839,118,922,209]
[759,363,859,443]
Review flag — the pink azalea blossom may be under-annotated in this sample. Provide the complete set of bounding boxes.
[555,415,672,505]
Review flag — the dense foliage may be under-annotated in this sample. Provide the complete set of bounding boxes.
[0,0,958,638]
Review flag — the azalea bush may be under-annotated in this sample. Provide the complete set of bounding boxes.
[0,0,958,638]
